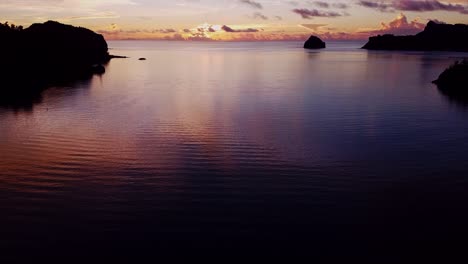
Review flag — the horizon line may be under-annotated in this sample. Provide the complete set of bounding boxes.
[104,38,369,42]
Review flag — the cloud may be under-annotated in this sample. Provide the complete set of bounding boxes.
[300,24,328,30]
[360,13,426,35]
[91,13,433,42]
[292,8,343,19]
[251,12,268,20]
[166,33,185,41]
[395,0,468,13]
[311,1,349,9]
[358,0,468,14]
[153,28,177,34]
[313,1,330,8]
[0,0,137,25]
[221,25,260,32]
[63,11,120,20]
[195,23,217,33]
[0,0,137,11]
[177,23,221,41]
[187,35,213,41]
[358,1,393,12]
[239,0,262,9]
[298,13,429,41]
[333,3,349,9]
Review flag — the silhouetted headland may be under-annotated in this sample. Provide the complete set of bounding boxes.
[433,60,468,92]
[0,21,118,97]
[363,21,468,52]
[304,36,326,49]
[434,60,468,107]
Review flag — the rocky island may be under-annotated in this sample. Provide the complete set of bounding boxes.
[304,35,326,49]
[0,21,112,96]
[362,21,468,52]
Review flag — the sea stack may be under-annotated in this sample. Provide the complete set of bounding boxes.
[362,21,468,52]
[304,35,326,49]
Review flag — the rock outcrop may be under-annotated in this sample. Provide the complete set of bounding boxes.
[304,36,326,49]
[362,21,468,52]
[0,21,111,94]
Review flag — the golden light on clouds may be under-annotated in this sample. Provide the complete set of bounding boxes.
[1,0,467,41]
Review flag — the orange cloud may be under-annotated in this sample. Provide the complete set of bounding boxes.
[96,14,434,42]
[303,14,429,40]
[359,13,426,35]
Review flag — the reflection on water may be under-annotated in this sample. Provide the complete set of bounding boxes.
[0,89,44,112]
[437,86,468,109]
[0,76,96,113]
[1,41,468,259]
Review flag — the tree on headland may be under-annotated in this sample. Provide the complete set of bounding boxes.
[0,22,23,32]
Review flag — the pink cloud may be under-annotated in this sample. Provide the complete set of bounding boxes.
[360,13,426,35]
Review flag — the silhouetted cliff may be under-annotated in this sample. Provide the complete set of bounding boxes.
[0,21,110,95]
[362,21,468,52]
[304,36,326,49]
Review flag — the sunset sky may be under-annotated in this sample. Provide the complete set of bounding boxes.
[1,0,468,40]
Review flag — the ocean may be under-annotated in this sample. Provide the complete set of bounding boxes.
[1,41,468,259]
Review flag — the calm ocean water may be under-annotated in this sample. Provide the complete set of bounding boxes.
[1,41,468,259]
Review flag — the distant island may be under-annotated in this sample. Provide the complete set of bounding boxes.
[0,21,113,96]
[304,36,326,50]
[362,21,468,52]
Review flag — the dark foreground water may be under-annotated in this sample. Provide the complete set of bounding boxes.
[1,41,468,260]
